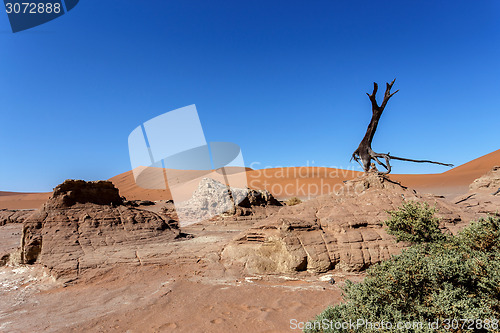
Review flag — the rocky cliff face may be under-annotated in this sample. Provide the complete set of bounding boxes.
[222,172,473,275]
[20,180,180,281]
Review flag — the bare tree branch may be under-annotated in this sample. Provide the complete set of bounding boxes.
[386,155,454,168]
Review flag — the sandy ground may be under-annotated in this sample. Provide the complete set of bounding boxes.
[0,224,22,255]
[0,219,364,333]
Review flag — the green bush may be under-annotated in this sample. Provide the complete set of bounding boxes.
[286,197,302,206]
[305,215,500,333]
[385,201,447,244]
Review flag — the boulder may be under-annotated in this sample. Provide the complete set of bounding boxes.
[237,188,282,208]
[174,178,282,225]
[47,179,123,208]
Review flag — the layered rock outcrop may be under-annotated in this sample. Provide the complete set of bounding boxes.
[222,172,472,274]
[469,166,500,192]
[0,209,34,226]
[20,180,179,280]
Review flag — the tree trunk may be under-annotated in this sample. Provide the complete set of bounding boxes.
[352,79,453,174]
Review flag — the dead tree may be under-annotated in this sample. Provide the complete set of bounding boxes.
[352,79,453,174]
[493,188,500,196]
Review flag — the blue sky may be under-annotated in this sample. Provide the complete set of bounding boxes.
[1,0,499,192]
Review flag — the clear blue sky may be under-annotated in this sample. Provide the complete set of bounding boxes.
[1,1,499,192]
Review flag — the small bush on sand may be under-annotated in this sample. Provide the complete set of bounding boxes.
[286,197,302,206]
[304,212,500,333]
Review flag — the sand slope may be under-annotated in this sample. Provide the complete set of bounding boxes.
[107,149,500,201]
[392,149,500,197]
[0,191,50,210]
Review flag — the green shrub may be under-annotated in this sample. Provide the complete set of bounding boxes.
[286,197,302,206]
[456,216,500,252]
[305,215,500,333]
[385,201,447,244]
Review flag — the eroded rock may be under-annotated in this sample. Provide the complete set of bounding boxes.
[469,166,500,192]
[174,178,282,225]
[20,180,179,281]
[0,209,35,226]
[455,166,500,216]
[222,172,473,274]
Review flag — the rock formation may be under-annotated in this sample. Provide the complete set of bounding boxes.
[20,180,180,281]
[174,178,282,225]
[469,166,500,193]
[222,172,473,274]
[0,209,34,226]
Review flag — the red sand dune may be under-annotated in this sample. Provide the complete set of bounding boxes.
[1,149,499,209]
[0,191,50,210]
[392,149,500,197]
[107,149,499,201]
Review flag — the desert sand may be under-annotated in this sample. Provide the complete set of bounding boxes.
[0,191,51,210]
